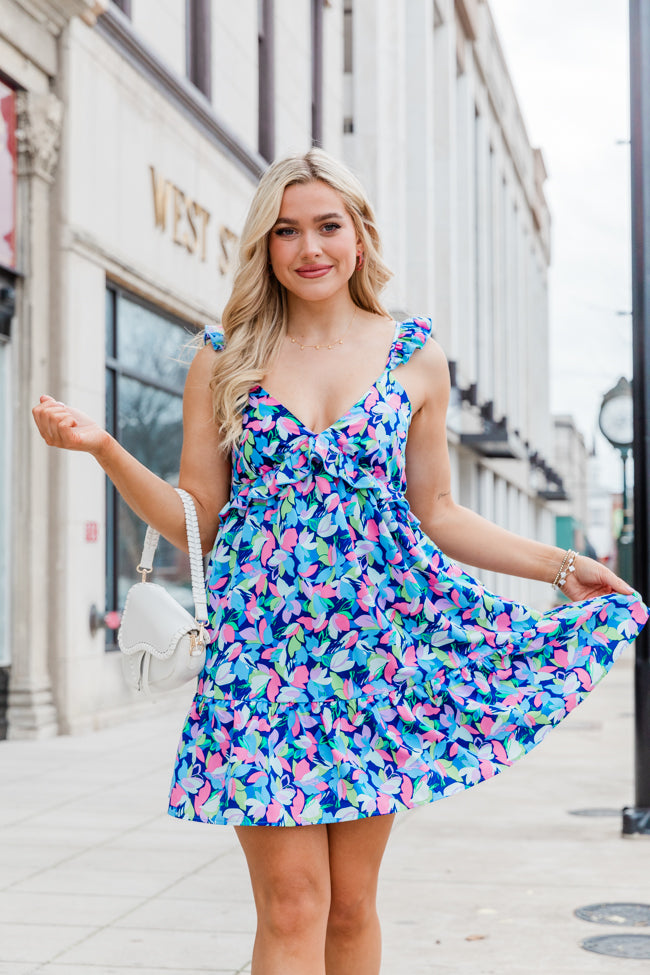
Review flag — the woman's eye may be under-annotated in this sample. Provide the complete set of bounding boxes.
[322,223,341,233]
[274,227,297,237]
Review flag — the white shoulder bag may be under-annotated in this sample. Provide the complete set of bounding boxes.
[118,488,209,697]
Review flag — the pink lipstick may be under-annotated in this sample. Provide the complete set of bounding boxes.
[295,265,332,278]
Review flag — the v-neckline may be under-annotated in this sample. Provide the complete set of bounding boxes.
[254,319,404,438]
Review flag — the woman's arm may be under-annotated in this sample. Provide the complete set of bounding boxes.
[32,345,230,554]
[403,340,633,599]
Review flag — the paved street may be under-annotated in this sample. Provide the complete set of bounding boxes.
[1,651,649,974]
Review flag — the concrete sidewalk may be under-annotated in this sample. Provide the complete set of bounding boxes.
[1,653,649,975]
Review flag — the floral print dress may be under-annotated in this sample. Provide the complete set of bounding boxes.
[168,317,648,827]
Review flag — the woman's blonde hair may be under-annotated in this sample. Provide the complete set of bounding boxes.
[211,147,393,449]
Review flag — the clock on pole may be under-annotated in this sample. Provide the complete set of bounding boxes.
[599,376,634,449]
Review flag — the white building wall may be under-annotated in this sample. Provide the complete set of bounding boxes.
[130,0,186,77]
[322,0,345,154]
[475,104,493,402]
[344,0,408,306]
[211,2,259,151]
[274,3,313,154]
[431,7,458,358]
[455,63,477,384]
[402,0,436,317]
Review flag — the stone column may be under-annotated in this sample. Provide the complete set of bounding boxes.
[7,91,63,738]
[432,0,458,361]
[404,0,436,316]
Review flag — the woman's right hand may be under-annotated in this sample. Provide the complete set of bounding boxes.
[32,395,111,456]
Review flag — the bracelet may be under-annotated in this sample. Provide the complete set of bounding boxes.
[554,549,572,579]
[552,549,577,590]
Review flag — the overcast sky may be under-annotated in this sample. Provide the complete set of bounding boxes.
[489,0,633,489]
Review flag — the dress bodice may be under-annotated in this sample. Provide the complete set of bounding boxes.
[205,318,434,519]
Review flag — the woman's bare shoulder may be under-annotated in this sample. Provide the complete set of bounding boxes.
[400,335,450,415]
[406,334,449,384]
[418,334,448,369]
[185,342,218,383]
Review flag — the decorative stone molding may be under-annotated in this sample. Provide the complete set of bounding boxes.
[59,0,108,27]
[455,0,480,41]
[19,0,108,30]
[15,91,63,183]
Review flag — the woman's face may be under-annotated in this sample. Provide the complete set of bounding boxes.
[268,180,360,303]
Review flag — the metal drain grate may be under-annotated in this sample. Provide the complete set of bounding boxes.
[568,807,620,817]
[581,935,650,959]
[576,903,650,927]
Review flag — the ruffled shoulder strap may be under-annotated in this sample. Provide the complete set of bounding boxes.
[387,317,434,368]
[203,328,225,353]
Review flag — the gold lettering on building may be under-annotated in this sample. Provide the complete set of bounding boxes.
[219,226,239,276]
[150,166,211,262]
[150,167,170,230]
[149,166,238,273]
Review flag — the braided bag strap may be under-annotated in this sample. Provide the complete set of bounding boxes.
[175,488,208,624]
[135,489,207,625]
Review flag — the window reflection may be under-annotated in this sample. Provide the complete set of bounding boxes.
[117,380,188,610]
[117,296,192,387]
[106,288,197,648]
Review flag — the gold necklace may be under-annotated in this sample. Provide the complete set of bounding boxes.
[288,307,357,351]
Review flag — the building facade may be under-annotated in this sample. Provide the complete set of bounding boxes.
[1,0,564,738]
[551,414,590,556]
[343,0,557,604]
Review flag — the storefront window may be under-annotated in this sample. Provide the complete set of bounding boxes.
[0,80,16,271]
[105,285,198,649]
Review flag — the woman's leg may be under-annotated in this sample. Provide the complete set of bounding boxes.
[235,823,331,975]
[325,814,395,975]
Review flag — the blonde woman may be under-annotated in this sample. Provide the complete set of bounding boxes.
[33,148,647,975]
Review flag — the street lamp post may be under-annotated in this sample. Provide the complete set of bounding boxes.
[625,0,650,835]
[620,445,632,541]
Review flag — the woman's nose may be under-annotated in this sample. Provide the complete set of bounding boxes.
[300,231,322,258]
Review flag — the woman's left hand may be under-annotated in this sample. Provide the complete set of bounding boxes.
[561,555,634,601]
